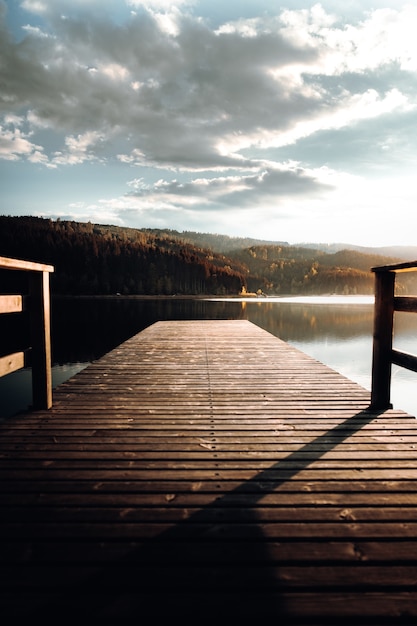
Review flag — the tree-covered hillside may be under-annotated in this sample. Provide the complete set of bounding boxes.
[1,216,414,296]
[139,229,417,295]
[0,216,246,295]
[228,244,406,295]
[142,228,287,253]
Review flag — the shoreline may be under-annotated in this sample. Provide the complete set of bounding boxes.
[53,293,375,304]
[51,293,374,302]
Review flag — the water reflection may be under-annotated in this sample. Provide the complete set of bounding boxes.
[1,296,417,419]
[241,299,417,417]
[50,297,245,364]
[243,300,375,397]
[242,300,374,341]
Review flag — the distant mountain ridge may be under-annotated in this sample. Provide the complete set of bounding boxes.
[294,242,417,261]
[145,228,417,262]
[142,228,288,254]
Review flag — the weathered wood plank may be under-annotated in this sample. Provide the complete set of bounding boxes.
[394,295,417,312]
[0,294,23,314]
[4,490,417,507]
[0,351,25,377]
[2,539,417,564]
[392,348,417,373]
[0,256,54,273]
[29,270,52,409]
[4,505,417,524]
[1,319,417,624]
[5,520,417,540]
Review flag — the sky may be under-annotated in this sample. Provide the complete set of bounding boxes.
[1,0,417,247]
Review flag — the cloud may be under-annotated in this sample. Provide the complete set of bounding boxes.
[125,162,332,214]
[21,0,123,15]
[52,130,104,165]
[2,2,413,172]
[0,118,49,162]
[278,4,417,75]
[1,0,417,245]
[21,1,48,14]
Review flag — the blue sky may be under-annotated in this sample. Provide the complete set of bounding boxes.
[1,0,417,246]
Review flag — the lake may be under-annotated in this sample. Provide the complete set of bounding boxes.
[1,295,417,419]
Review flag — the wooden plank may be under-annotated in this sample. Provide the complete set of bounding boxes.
[372,260,417,273]
[1,319,417,623]
[5,519,417,540]
[0,351,24,378]
[29,271,52,409]
[3,562,417,589]
[4,504,417,524]
[2,539,417,564]
[392,348,417,373]
[370,270,395,409]
[394,295,417,312]
[0,295,23,314]
[2,478,417,496]
[0,256,54,273]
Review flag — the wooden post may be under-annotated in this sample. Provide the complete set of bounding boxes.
[29,270,53,409]
[370,270,395,409]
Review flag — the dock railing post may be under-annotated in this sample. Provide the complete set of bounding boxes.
[29,270,53,409]
[370,269,395,409]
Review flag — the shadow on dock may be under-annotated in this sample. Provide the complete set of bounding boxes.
[13,408,403,626]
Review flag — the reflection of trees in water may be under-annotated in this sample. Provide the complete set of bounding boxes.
[392,311,417,357]
[51,298,245,364]
[4,297,417,366]
[247,303,417,371]
[244,302,375,342]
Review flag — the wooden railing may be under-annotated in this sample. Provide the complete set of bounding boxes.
[0,256,54,410]
[371,260,417,409]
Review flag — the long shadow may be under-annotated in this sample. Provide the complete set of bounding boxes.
[7,406,401,625]
[113,407,385,625]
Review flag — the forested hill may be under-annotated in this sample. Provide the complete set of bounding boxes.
[142,228,287,253]
[143,228,417,261]
[228,245,406,295]
[0,216,246,295]
[0,216,413,295]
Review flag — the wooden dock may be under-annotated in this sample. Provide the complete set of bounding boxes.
[1,319,417,624]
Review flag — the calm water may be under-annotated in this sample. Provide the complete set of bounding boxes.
[1,295,417,419]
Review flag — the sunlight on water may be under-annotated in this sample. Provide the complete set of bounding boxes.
[209,295,375,305]
[233,296,417,418]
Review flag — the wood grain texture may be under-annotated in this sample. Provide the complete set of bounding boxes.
[1,320,417,624]
[0,351,24,378]
[0,295,22,314]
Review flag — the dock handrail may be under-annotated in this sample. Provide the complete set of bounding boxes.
[0,256,54,410]
[371,260,417,409]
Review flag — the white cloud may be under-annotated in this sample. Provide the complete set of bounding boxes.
[215,88,411,156]
[21,24,50,38]
[4,114,25,126]
[3,2,414,172]
[28,149,50,165]
[26,110,52,129]
[117,148,146,165]
[21,0,124,15]
[279,4,417,75]
[215,19,260,38]
[0,124,48,162]
[127,0,194,10]
[53,131,103,165]
[99,63,131,82]
[21,1,48,14]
